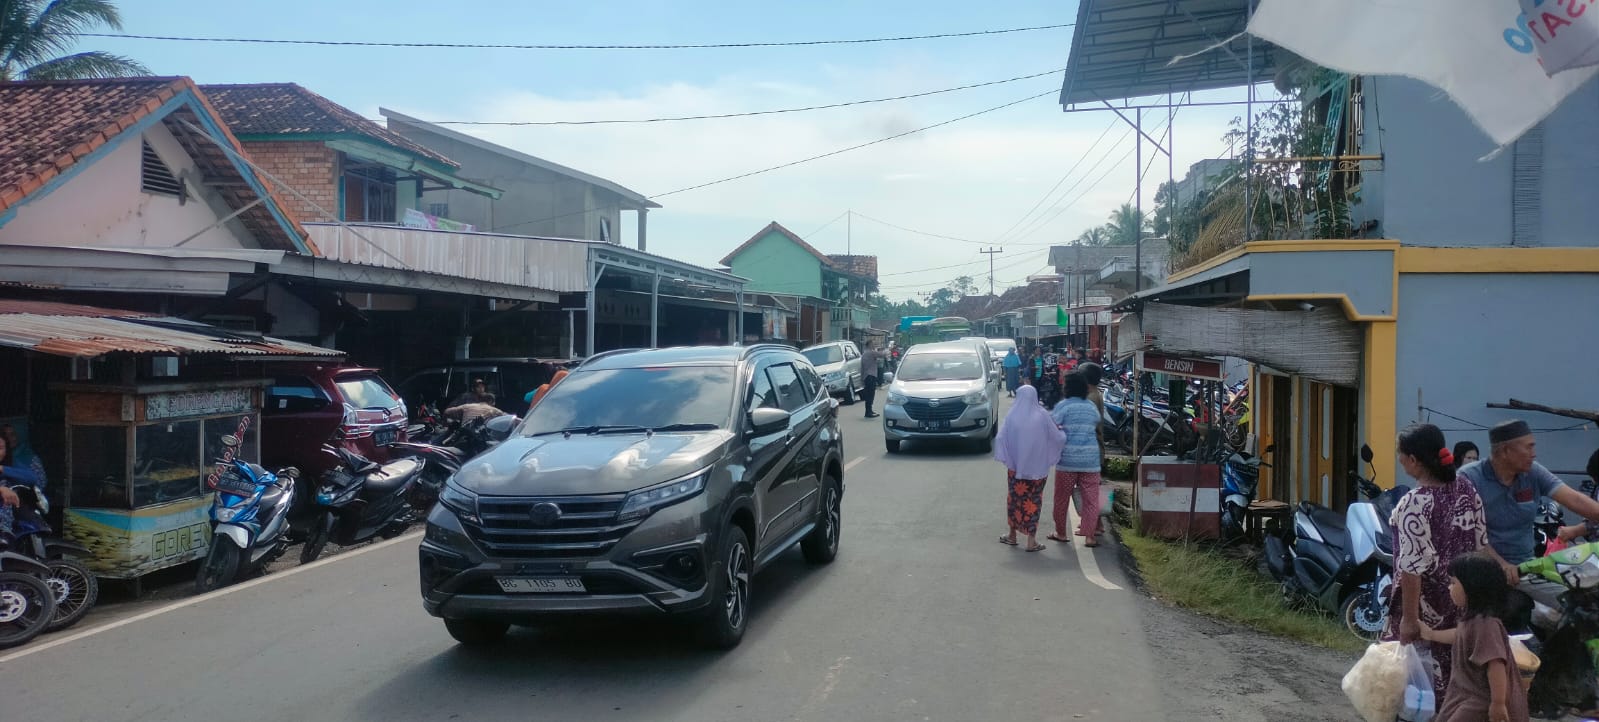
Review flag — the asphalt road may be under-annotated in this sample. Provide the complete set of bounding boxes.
[0,400,1355,722]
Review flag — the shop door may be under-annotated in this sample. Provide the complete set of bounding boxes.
[1269,375,1293,503]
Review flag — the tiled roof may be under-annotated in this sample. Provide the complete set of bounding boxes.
[720,221,837,269]
[827,254,878,280]
[203,83,457,167]
[0,77,308,253]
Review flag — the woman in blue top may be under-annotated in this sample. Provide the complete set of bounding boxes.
[1002,348,1021,398]
[1049,373,1104,546]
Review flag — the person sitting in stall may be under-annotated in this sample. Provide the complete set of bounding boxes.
[0,433,41,541]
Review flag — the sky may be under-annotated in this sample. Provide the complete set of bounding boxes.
[87,0,1263,301]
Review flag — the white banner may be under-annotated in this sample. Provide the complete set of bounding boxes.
[1249,0,1599,148]
[1519,0,1599,74]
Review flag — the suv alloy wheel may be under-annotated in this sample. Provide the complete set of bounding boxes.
[700,526,752,649]
[801,477,842,564]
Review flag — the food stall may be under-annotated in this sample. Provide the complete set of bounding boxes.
[56,380,267,581]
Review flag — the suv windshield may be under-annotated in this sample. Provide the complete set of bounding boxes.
[801,346,843,366]
[521,366,735,434]
[897,353,983,381]
[335,376,401,410]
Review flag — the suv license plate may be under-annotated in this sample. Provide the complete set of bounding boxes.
[373,428,397,446]
[920,420,950,431]
[495,576,586,594]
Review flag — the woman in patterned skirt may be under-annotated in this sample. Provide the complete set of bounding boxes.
[1384,422,1490,699]
[994,384,1066,552]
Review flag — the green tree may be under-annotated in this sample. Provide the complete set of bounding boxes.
[920,275,979,315]
[1105,203,1150,246]
[1,1,149,81]
[1075,226,1111,246]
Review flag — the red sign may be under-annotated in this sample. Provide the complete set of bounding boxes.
[1139,352,1222,381]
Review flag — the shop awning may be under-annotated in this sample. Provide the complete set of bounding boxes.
[1060,0,1279,107]
[0,300,342,359]
[1116,301,1359,386]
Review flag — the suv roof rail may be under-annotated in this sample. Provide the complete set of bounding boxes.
[576,347,647,369]
[740,343,799,359]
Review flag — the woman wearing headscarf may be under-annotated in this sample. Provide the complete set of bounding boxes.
[1002,348,1022,398]
[995,384,1067,552]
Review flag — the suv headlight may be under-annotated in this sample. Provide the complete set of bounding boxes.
[886,390,907,406]
[439,480,480,524]
[618,469,709,523]
[963,389,989,405]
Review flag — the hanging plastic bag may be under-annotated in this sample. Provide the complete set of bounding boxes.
[1398,643,1438,722]
[1342,641,1407,722]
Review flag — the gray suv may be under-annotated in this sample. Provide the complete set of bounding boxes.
[419,345,846,649]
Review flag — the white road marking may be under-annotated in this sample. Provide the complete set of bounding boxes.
[794,655,851,721]
[1068,504,1123,591]
[844,456,867,472]
[0,530,424,664]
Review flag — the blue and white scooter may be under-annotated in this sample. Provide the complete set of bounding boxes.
[195,435,299,592]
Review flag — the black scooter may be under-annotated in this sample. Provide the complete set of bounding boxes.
[390,413,519,511]
[298,446,426,564]
[9,486,98,631]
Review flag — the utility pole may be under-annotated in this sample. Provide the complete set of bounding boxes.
[979,247,1004,296]
[846,210,852,257]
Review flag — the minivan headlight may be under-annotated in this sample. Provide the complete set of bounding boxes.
[618,469,709,523]
[887,390,907,406]
[439,480,480,524]
[963,389,989,405]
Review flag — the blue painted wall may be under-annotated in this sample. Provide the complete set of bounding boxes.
[1357,76,1599,248]
[1394,273,1599,478]
[1250,250,1394,317]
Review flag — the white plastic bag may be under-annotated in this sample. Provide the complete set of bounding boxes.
[1398,643,1438,722]
[1342,641,1407,722]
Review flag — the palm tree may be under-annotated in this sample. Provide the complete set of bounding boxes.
[1105,203,1151,246]
[1075,226,1111,246]
[1,1,148,81]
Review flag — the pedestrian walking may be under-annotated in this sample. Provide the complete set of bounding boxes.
[994,384,1065,553]
[1384,423,1490,699]
[860,343,882,418]
[1002,347,1021,397]
[1050,373,1104,546]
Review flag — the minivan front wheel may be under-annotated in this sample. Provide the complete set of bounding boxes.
[700,527,751,649]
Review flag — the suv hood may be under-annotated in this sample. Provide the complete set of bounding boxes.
[892,378,983,399]
[453,430,733,496]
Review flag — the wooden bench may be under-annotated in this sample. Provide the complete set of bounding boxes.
[1247,500,1292,542]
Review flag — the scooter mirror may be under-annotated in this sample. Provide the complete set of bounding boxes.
[220,434,241,447]
[1360,444,1374,463]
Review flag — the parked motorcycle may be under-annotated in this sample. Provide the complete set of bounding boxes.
[298,447,426,564]
[8,486,98,631]
[196,435,299,592]
[1517,541,1599,718]
[1263,444,1409,640]
[390,413,519,511]
[1219,445,1268,541]
[0,551,57,648]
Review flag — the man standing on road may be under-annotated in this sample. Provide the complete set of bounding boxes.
[1457,420,1599,608]
[860,343,882,419]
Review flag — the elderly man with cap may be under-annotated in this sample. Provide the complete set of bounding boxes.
[1457,420,1599,606]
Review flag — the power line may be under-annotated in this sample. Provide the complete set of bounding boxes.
[1005,108,1177,244]
[651,89,1056,198]
[801,210,851,240]
[988,117,1122,246]
[380,68,1065,126]
[76,23,1073,51]
[849,211,986,246]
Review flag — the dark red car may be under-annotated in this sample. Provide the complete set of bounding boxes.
[260,364,409,480]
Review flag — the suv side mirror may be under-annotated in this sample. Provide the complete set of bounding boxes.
[1360,444,1374,463]
[748,407,792,436]
[881,372,894,384]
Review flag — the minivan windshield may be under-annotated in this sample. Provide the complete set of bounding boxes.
[801,346,843,366]
[520,366,735,435]
[896,353,984,381]
[335,375,402,410]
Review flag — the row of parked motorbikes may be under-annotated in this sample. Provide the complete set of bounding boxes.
[0,404,520,649]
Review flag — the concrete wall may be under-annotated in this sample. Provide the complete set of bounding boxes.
[1250,249,1395,317]
[240,141,340,225]
[1358,76,1599,248]
[385,127,623,241]
[1394,273,1599,476]
[727,231,825,298]
[0,124,261,250]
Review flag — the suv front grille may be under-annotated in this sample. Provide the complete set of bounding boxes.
[466,494,636,558]
[904,398,967,421]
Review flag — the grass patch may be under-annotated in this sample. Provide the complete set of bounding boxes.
[1120,530,1366,654]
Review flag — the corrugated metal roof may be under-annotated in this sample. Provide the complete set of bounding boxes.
[1060,0,1278,106]
[304,223,590,294]
[0,310,342,359]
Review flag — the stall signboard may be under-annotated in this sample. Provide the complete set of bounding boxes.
[146,388,253,421]
[1138,352,1223,382]
[63,497,212,578]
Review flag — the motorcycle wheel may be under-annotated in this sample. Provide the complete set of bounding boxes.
[1341,589,1387,641]
[299,512,334,565]
[42,558,98,632]
[0,571,56,649]
[195,538,241,593]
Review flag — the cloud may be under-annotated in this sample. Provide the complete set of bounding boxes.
[388,68,1238,299]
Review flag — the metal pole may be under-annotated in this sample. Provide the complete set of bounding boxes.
[586,260,605,357]
[1135,108,1143,293]
[637,208,649,252]
[1244,1,1256,245]
[650,270,660,348]
[736,288,745,345]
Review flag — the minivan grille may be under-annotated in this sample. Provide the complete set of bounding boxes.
[904,398,966,421]
[465,494,635,558]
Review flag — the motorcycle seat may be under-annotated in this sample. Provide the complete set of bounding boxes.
[361,457,423,495]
